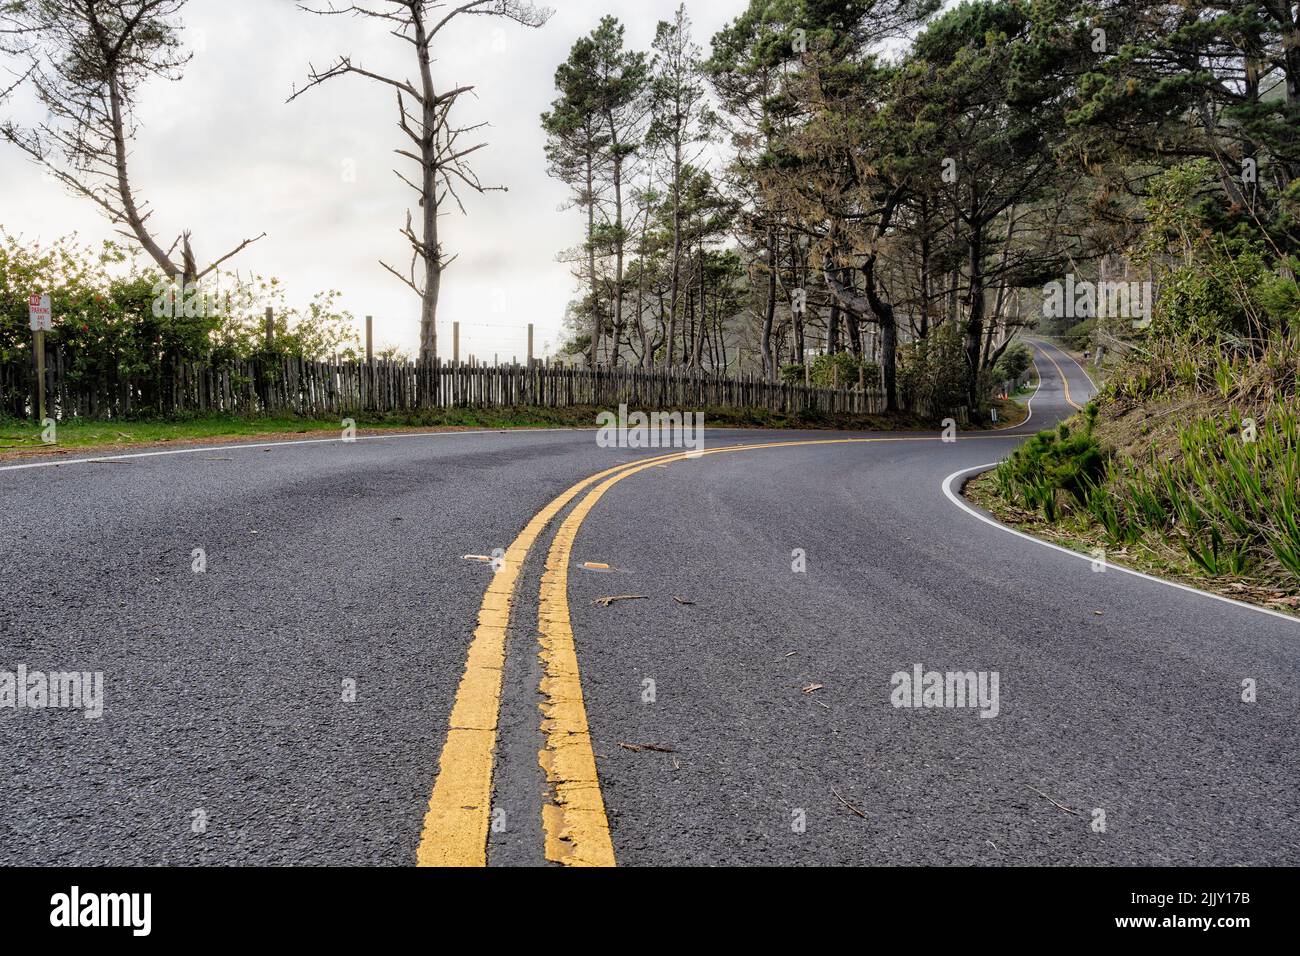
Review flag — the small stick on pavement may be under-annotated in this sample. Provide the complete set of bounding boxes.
[618,742,675,753]
[593,595,648,608]
[831,786,867,820]
[672,596,695,605]
[1026,784,1078,816]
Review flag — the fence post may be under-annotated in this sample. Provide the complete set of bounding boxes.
[453,322,460,364]
[528,323,534,366]
[366,315,373,364]
[264,307,274,350]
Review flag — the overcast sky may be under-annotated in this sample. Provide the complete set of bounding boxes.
[0,0,744,360]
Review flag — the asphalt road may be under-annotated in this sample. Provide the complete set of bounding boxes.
[2,339,1297,866]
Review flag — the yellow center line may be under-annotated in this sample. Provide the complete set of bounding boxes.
[414,449,688,867]
[1036,344,1083,410]
[418,431,1032,867]
[533,435,999,867]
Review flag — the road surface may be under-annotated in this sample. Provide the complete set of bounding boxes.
[2,339,1297,866]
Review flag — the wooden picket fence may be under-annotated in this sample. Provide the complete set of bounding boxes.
[1,350,894,420]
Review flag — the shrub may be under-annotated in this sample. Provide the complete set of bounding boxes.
[0,232,361,417]
[991,341,1033,384]
[809,351,878,388]
[1062,317,1096,351]
[898,322,967,416]
[994,404,1108,520]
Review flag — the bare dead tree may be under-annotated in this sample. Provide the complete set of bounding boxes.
[0,1,265,285]
[290,0,552,362]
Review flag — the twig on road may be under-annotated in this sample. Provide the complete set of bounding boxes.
[831,786,867,819]
[618,742,675,753]
[1026,784,1078,815]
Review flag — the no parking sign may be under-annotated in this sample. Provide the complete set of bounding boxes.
[28,293,53,331]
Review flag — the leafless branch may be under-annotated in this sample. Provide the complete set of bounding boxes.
[289,0,552,359]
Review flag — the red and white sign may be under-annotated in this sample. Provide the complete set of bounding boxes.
[28,293,53,332]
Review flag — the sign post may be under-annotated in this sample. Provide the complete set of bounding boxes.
[28,294,52,423]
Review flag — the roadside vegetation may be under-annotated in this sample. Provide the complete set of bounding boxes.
[975,337,1300,612]
[974,161,1300,611]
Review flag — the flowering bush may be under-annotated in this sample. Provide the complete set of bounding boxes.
[0,231,361,416]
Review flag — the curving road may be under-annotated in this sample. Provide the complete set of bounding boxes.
[1,339,1297,866]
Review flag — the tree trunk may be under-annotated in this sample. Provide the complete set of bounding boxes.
[586,154,599,368]
[842,269,862,358]
[420,135,440,361]
[667,140,683,367]
[828,297,840,355]
[107,70,177,281]
[918,209,932,340]
[762,226,777,380]
[692,245,707,367]
[861,259,898,413]
[415,10,440,362]
[635,266,650,368]
[611,156,625,366]
[964,229,986,414]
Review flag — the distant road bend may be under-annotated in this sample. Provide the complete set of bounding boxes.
[2,338,1297,867]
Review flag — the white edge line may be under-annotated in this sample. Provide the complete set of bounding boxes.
[0,427,590,473]
[0,418,1034,475]
[942,462,1300,627]
[991,352,1044,433]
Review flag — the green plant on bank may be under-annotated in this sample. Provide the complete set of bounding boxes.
[1104,408,1298,581]
[993,404,1107,522]
[1109,331,1300,408]
[997,396,1300,585]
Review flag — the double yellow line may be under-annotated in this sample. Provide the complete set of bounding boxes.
[1035,345,1084,411]
[414,447,693,866]
[415,434,1019,867]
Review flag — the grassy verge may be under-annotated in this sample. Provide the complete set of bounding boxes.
[0,400,1011,460]
[966,469,1299,615]
[967,337,1300,618]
